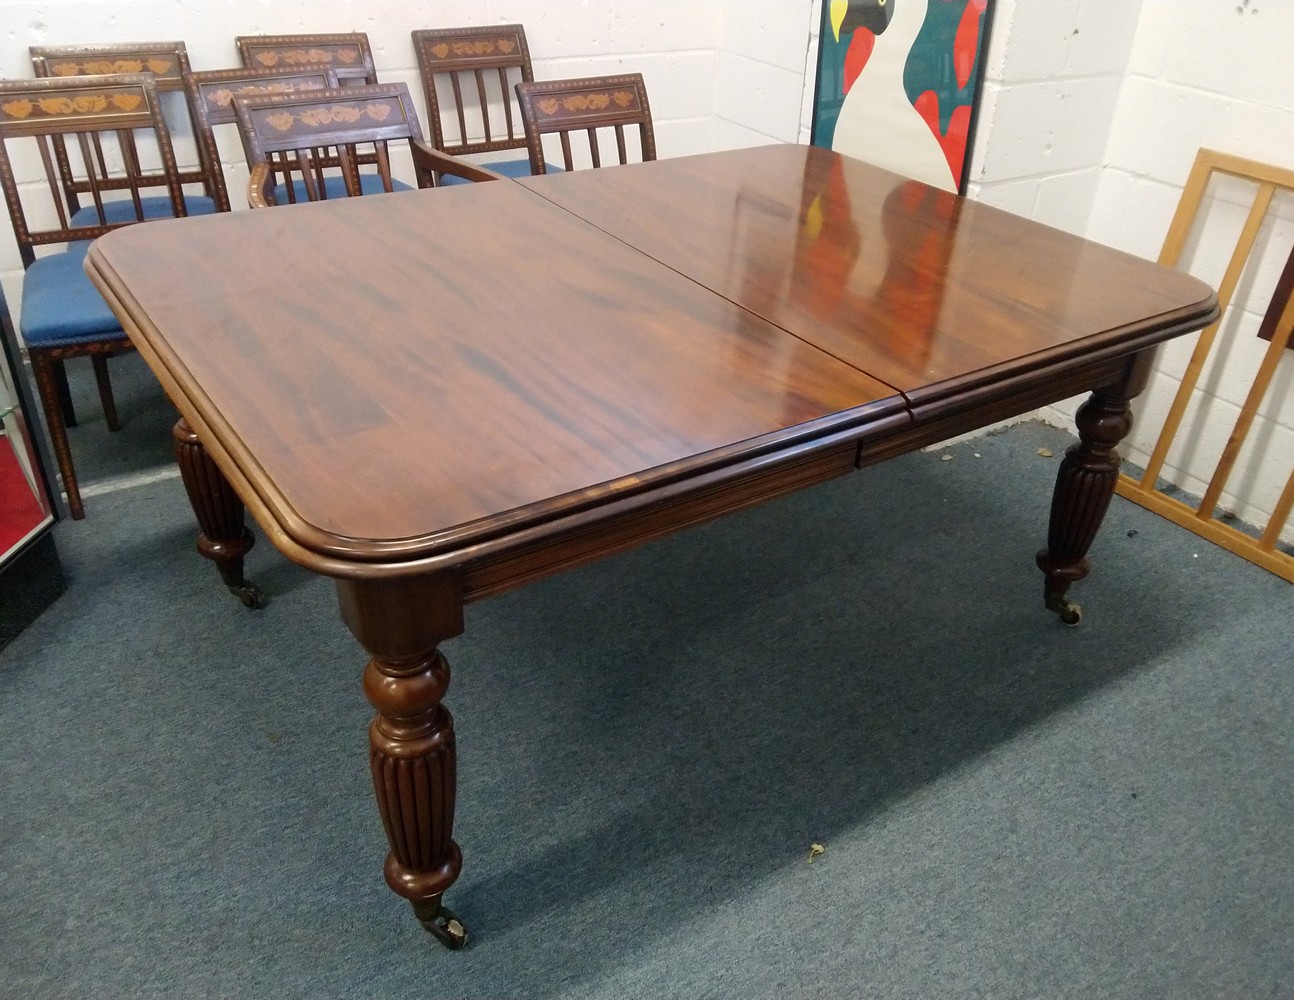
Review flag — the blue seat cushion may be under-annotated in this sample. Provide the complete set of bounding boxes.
[20,242,124,348]
[271,174,413,204]
[70,193,218,228]
[437,157,559,185]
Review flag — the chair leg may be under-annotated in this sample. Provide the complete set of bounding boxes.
[53,359,77,428]
[91,354,122,432]
[30,351,85,519]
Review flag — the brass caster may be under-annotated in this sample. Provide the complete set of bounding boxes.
[1044,590,1083,627]
[420,905,468,950]
[228,582,267,609]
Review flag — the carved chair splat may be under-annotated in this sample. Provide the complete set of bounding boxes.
[183,65,339,212]
[233,82,500,208]
[515,73,656,175]
[410,24,537,184]
[30,41,220,220]
[235,33,379,86]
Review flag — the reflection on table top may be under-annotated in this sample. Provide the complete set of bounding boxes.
[520,144,1215,404]
[86,144,1216,565]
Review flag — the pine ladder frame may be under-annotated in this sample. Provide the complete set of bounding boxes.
[1115,147,1294,582]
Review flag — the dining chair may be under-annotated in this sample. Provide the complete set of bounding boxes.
[410,24,541,185]
[30,41,221,222]
[0,74,193,519]
[235,33,379,85]
[233,82,501,208]
[235,33,403,197]
[30,43,220,468]
[515,73,656,175]
[184,65,339,211]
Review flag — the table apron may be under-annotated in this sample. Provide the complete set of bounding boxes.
[459,344,1140,601]
[460,412,910,601]
[864,350,1153,469]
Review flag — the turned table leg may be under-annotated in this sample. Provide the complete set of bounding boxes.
[337,573,468,950]
[172,417,265,609]
[1036,351,1155,624]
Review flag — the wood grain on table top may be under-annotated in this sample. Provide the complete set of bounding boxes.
[520,144,1217,404]
[88,179,901,552]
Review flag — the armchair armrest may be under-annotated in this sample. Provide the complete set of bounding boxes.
[247,162,276,210]
[412,142,507,187]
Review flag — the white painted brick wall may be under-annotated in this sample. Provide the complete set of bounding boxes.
[714,0,817,147]
[797,0,825,146]
[967,0,1140,222]
[976,76,1122,179]
[713,54,804,146]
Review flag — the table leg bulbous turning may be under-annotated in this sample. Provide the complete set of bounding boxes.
[338,574,467,949]
[172,418,265,608]
[365,650,466,949]
[1036,388,1136,625]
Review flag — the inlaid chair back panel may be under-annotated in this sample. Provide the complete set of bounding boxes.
[0,74,187,260]
[411,24,533,157]
[29,42,214,206]
[236,34,378,86]
[31,42,189,90]
[184,66,339,211]
[234,82,426,204]
[515,73,656,175]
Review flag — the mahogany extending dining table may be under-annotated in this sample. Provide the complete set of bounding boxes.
[84,144,1218,949]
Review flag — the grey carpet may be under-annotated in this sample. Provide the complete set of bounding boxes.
[1,420,1291,998]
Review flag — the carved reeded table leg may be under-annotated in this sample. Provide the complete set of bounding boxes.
[172,417,265,609]
[337,573,468,950]
[1036,352,1154,625]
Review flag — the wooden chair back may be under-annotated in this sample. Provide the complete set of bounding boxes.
[29,41,215,208]
[184,66,339,211]
[0,74,188,265]
[235,33,379,85]
[410,24,533,158]
[515,73,655,175]
[234,82,430,205]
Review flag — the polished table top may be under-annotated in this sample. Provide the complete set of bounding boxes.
[87,145,1216,572]
[519,145,1214,408]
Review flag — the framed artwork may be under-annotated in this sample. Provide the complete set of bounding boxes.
[811,0,995,194]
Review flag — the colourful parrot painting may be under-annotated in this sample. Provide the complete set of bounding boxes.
[812,0,993,193]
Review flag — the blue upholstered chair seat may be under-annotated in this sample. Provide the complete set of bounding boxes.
[437,157,556,185]
[20,242,123,348]
[272,174,412,204]
[70,193,218,228]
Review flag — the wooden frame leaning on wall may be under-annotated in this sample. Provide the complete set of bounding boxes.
[1116,147,1294,583]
